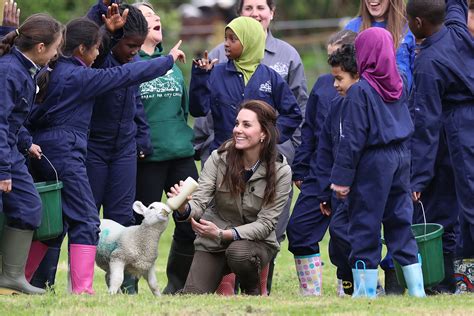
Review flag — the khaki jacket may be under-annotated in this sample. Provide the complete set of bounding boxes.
[186,149,292,252]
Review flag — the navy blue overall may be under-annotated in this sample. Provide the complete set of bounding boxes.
[0,48,42,230]
[330,79,419,269]
[86,54,152,227]
[410,0,474,257]
[27,55,174,248]
[287,74,338,256]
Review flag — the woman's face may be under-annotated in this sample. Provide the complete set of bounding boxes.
[138,5,162,44]
[233,109,266,151]
[240,0,274,33]
[364,0,390,22]
[224,28,243,60]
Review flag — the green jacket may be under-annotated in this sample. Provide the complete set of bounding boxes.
[185,148,292,252]
[138,46,194,162]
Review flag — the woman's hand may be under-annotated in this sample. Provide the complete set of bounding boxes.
[2,0,20,27]
[0,179,12,193]
[102,3,128,33]
[293,180,303,189]
[191,218,220,240]
[166,180,192,213]
[320,202,332,216]
[28,144,42,159]
[330,183,350,199]
[169,40,186,64]
[193,50,218,71]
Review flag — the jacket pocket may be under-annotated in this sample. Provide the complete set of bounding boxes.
[214,185,242,224]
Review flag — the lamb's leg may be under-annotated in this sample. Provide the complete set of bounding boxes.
[108,260,125,295]
[146,266,161,296]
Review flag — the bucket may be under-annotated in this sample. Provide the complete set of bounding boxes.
[0,154,63,241]
[391,201,445,288]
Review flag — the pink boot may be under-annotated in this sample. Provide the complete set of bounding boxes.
[260,264,270,296]
[216,273,236,295]
[25,241,49,282]
[69,244,96,295]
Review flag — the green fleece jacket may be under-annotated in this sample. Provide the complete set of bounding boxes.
[138,45,194,162]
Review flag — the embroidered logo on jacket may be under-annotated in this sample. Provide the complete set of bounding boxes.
[259,80,272,93]
[270,62,289,78]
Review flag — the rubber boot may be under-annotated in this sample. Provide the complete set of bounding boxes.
[216,273,236,295]
[265,257,275,295]
[69,244,96,295]
[260,263,269,296]
[0,226,46,295]
[337,279,346,297]
[30,247,61,290]
[352,261,378,298]
[120,273,138,295]
[384,268,405,295]
[402,262,426,297]
[162,239,194,294]
[25,241,48,282]
[430,252,456,294]
[294,254,323,296]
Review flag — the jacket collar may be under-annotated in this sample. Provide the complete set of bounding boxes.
[420,25,448,50]
[265,30,278,55]
[12,47,40,78]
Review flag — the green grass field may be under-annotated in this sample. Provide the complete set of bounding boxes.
[1,187,473,315]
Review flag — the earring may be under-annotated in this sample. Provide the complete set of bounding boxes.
[260,138,264,143]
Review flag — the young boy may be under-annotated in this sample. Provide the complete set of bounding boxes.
[407,0,474,266]
[314,43,359,296]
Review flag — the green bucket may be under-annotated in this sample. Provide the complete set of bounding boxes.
[393,223,445,288]
[0,180,63,241]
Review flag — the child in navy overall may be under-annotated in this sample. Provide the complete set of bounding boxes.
[27,13,185,294]
[286,30,357,296]
[0,14,62,295]
[408,0,474,286]
[330,27,425,298]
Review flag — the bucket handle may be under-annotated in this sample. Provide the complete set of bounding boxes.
[40,153,59,184]
[417,200,427,238]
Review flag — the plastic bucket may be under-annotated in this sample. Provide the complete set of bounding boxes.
[393,223,445,288]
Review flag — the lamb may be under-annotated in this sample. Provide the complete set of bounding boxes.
[95,201,171,295]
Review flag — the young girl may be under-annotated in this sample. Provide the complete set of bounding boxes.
[133,1,199,295]
[329,27,425,298]
[190,16,301,162]
[0,13,63,295]
[345,0,415,88]
[286,30,357,296]
[169,100,292,295]
[27,9,185,294]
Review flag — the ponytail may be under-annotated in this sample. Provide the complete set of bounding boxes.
[0,30,19,56]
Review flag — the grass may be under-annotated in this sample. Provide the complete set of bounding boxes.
[1,187,473,315]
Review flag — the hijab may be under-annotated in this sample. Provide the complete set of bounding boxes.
[226,16,265,85]
[355,27,403,102]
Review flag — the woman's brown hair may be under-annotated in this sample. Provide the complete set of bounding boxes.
[218,99,279,206]
[358,0,407,49]
[0,13,63,56]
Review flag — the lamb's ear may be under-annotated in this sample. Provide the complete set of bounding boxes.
[133,201,147,216]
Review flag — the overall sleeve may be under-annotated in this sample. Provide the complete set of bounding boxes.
[0,26,15,37]
[291,89,318,181]
[271,73,302,144]
[17,126,33,155]
[314,113,335,203]
[287,55,308,148]
[189,66,212,117]
[86,0,108,26]
[234,165,292,240]
[134,92,153,157]
[445,0,468,29]
[410,67,444,192]
[181,82,190,121]
[0,76,16,180]
[330,94,368,187]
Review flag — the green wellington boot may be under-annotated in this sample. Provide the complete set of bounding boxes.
[0,226,46,295]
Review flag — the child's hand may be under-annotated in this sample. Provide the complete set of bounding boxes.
[0,179,12,193]
[3,0,20,27]
[28,144,42,160]
[293,180,303,189]
[330,183,350,199]
[320,202,332,216]
[102,3,128,33]
[412,191,421,202]
[193,50,218,71]
[169,40,186,64]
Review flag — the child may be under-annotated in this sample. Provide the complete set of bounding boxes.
[189,16,301,156]
[329,27,425,298]
[345,0,415,88]
[27,10,185,294]
[408,0,474,270]
[286,29,357,296]
[0,13,63,295]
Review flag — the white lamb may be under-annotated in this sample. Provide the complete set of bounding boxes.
[95,201,171,295]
